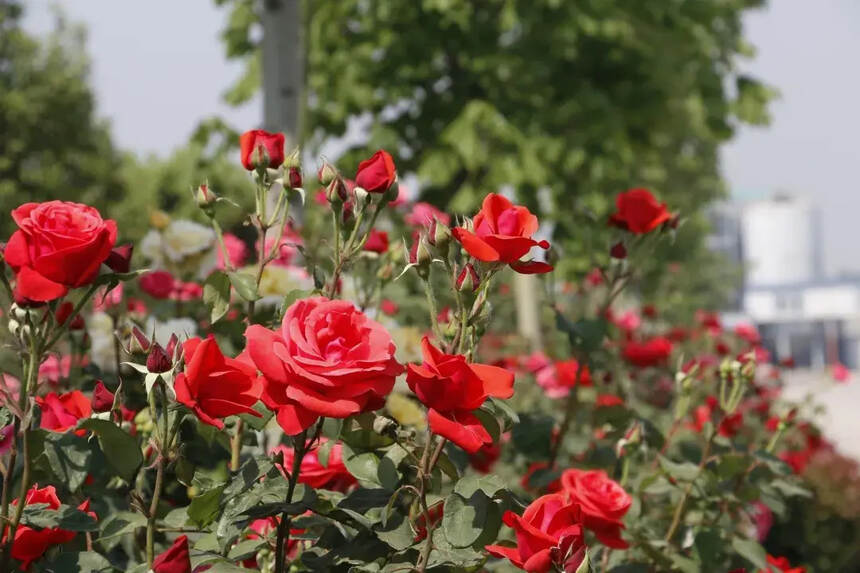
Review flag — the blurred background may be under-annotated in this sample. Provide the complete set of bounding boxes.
[7,0,860,566]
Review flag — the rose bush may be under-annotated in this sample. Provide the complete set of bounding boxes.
[0,127,829,573]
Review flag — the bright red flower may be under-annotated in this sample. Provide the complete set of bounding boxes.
[245,297,402,435]
[239,129,285,171]
[452,193,552,274]
[152,535,191,573]
[734,323,762,346]
[379,299,399,316]
[608,188,672,234]
[354,150,396,193]
[560,468,631,549]
[758,554,806,573]
[35,390,91,433]
[363,229,390,254]
[486,493,587,572]
[621,337,673,368]
[6,485,95,569]
[272,439,356,492]
[596,394,624,408]
[405,202,450,228]
[536,360,591,399]
[5,201,118,303]
[174,336,262,429]
[91,381,115,413]
[406,336,514,453]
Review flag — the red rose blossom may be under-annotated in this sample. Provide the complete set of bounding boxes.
[245,297,402,435]
[239,129,285,171]
[5,201,118,303]
[452,193,552,274]
[355,150,396,193]
[536,360,591,399]
[35,390,91,433]
[758,554,806,573]
[6,485,95,569]
[621,337,673,368]
[608,188,672,234]
[152,535,191,573]
[272,439,356,492]
[406,336,514,453]
[560,468,631,549]
[363,229,390,254]
[486,493,587,572]
[174,336,262,429]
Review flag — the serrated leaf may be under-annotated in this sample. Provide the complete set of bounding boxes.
[731,536,768,569]
[204,271,231,323]
[188,485,225,528]
[79,418,143,482]
[228,271,260,301]
[658,456,700,482]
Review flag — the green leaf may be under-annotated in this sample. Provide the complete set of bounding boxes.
[731,536,768,569]
[454,474,506,498]
[22,504,98,532]
[99,511,146,543]
[38,551,114,572]
[770,479,811,498]
[442,492,493,548]
[341,444,400,490]
[79,418,143,482]
[228,271,260,301]
[43,432,91,492]
[223,455,274,500]
[555,312,607,352]
[238,401,272,430]
[694,527,723,564]
[375,512,415,551]
[203,271,232,323]
[658,455,701,482]
[188,485,225,528]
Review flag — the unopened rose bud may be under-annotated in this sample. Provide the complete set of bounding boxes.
[10,304,28,322]
[414,236,433,267]
[195,184,217,209]
[428,219,451,249]
[285,147,301,170]
[353,187,370,208]
[250,143,270,172]
[131,326,151,353]
[326,177,348,205]
[146,343,172,374]
[456,264,479,292]
[7,319,19,337]
[91,381,115,413]
[318,160,338,186]
[288,166,302,190]
[610,241,627,259]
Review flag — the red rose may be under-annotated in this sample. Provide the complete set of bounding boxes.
[239,129,285,171]
[245,297,402,435]
[379,299,399,316]
[406,336,514,453]
[153,535,191,573]
[139,270,176,299]
[560,468,632,549]
[354,149,396,193]
[272,439,356,492]
[91,381,115,413]
[758,554,806,573]
[621,337,673,368]
[608,188,672,234]
[174,337,262,429]
[7,485,94,569]
[5,201,118,302]
[451,193,552,274]
[486,493,587,572]
[363,229,389,253]
[35,390,91,433]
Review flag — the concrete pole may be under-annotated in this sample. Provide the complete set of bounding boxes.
[514,273,542,350]
[262,0,302,142]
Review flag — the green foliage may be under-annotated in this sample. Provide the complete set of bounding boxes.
[0,2,125,239]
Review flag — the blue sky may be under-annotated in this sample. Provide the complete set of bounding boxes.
[23,0,860,276]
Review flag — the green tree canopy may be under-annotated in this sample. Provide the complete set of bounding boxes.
[0,1,125,238]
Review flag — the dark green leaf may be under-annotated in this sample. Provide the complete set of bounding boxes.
[38,551,114,572]
[79,418,143,482]
[188,485,225,528]
[22,504,98,532]
[731,536,768,569]
[43,432,91,492]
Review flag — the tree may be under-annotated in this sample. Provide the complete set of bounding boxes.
[215,0,773,311]
[0,1,125,239]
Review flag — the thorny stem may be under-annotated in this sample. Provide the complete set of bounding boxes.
[145,381,171,566]
[664,425,719,543]
[274,426,313,573]
[415,433,446,573]
[0,334,40,570]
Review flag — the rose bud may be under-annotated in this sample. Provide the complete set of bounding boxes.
[354,149,396,194]
[146,343,173,374]
[91,381,115,413]
[105,244,134,274]
[456,264,479,292]
[131,326,151,353]
[195,183,217,208]
[610,241,627,259]
[428,219,451,249]
[325,177,348,205]
[239,129,285,171]
[317,160,338,186]
[288,167,302,190]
